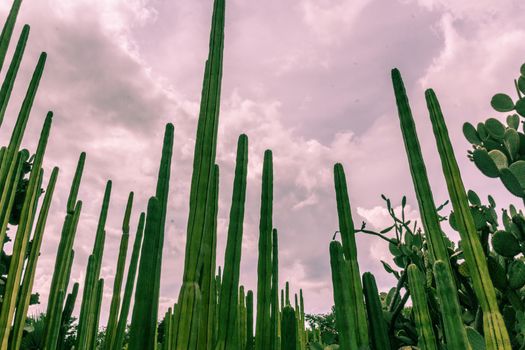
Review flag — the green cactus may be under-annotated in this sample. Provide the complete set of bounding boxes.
[333,163,369,348]
[246,290,254,350]
[485,118,506,139]
[433,260,471,349]
[406,264,437,350]
[426,88,511,349]
[255,149,274,350]
[57,282,79,350]
[463,122,481,145]
[173,0,225,346]
[0,24,29,128]
[508,260,525,290]
[472,149,500,178]
[281,306,297,350]
[197,164,219,350]
[329,241,359,350]
[492,230,521,257]
[105,192,134,349]
[0,111,51,348]
[270,229,280,350]
[362,272,391,350]
[43,152,85,350]
[112,212,145,350]
[0,52,46,252]
[10,166,58,349]
[0,0,23,72]
[216,135,248,350]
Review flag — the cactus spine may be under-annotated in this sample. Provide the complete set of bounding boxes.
[216,134,248,350]
[407,264,437,350]
[426,89,511,349]
[255,150,273,350]
[104,192,134,349]
[333,163,369,348]
[362,272,390,350]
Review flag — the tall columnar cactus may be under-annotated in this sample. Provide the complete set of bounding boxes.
[270,228,280,350]
[105,192,134,349]
[426,89,511,349]
[0,112,51,349]
[89,278,105,350]
[0,24,29,127]
[216,134,248,350]
[77,180,112,350]
[44,152,85,349]
[333,163,369,348]
[10,167,58,349]
[281,306,297,350]
[113,212,146,350]
[174,0,225,346]
[299,290,306,348]
[58,282,79,350]
[239,286,248,349]
[329,241,358,350]
[129,197,161,350]
[390,68,470,346]
[433,261,471,349]
[406,264,437,350]
[255,150,273,350]
[362,272,390,350]
[129,123,173,350]
[0,52,46,251]
[0,0,23,72]
[198,164,220,350]
[246,290,254,350]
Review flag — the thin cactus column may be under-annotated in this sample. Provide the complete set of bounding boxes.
[112,212,146,350]
[270,229,280,350]
[362,272,391,350]
[0,0,23,72]
[407,264,438,350]
[426,89,511,349]
[58,283,79,350]
[255,150,273,350]
[216,134,248,350]
[281,306,297,350]
[105,192,134,349]
[0,112,51,349]
[10,167,58,349]
[246,290,254,350]
[333,163,369,348]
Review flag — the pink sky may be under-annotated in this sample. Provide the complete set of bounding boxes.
[1,0,524,322]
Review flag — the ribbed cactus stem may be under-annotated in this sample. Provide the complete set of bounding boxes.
[329,241,358,350]
[246,290,254,350]
[113,212,145,350]
[0,52,46,251]
[333,163,369,348]
[255,150,273,350]
[129,197,161,350]
[0,0,23,72]
[105,192,134,349]
[10,167,58,349]
[362,272,391,350]
[174,1,225,346]
[57,282,79,350]
[198,164,219,350]
[281,306,297,350]
[433,260,471,349]
[270,228,279,350]
[0,111,51,349]
[407,264,438,350]
[216,134,248,350]
[0,24,29,128]
[426,89,511,350]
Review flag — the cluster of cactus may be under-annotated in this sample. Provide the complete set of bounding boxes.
[0,0,320,349]
[463,65,525,199]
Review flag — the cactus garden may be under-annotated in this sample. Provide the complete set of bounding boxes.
[1,0,525,349]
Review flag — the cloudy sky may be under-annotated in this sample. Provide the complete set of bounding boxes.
[1,0,525,323]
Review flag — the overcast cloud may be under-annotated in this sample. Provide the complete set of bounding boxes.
[1,0,524,322]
